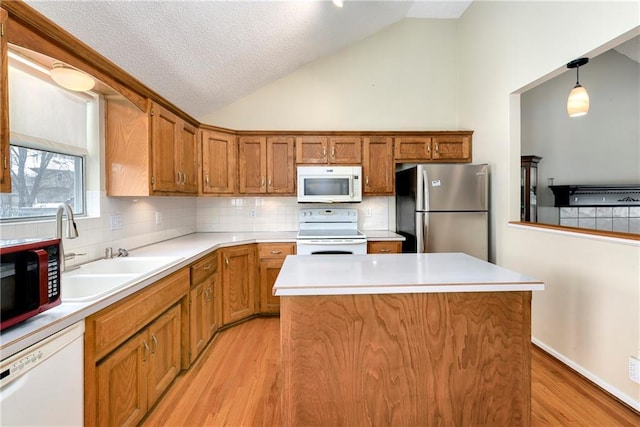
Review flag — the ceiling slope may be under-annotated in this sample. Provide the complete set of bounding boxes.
[24,1,473,120]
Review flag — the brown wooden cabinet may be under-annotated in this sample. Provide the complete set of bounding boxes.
[105,98,198,196]
[221,244,257,325]
[258,242,295,313]
[367,240,402,254]
[188,251,220,364]
[84,269,189,426]
[0,9,11,194]
[238,135,295,194]
[394,133,472,163]
[296,135,361,165]
[201,129,237,194]
[96,304,181,427]
[362,136,394,194]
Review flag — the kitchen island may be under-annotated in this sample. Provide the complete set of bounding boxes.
[274,253,544,427]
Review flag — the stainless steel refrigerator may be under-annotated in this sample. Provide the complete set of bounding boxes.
[396,163,489,260]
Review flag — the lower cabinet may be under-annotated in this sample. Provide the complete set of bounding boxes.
[259,243,295,313]
[367,241,402,254]
[96,304,182,427]
[189,251,220,364]
[84,269,189,427]
[221,244,257,325]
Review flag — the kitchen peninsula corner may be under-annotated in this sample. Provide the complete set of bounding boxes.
[275,253,544,426]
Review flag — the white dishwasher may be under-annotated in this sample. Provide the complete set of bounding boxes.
[1,321,84,426]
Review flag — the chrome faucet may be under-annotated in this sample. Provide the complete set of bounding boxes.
[56,203,79,272]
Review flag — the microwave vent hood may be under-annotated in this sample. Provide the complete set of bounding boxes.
[549,184,640,207]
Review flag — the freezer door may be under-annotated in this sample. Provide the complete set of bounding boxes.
[418,164,488,212]
[417,211,488,261]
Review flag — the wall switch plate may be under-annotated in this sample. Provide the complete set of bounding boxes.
[155,211,162,225]
[250,209,256,217]
[366,208,372,217]
[630,356,640,384]
[109,214,122,231]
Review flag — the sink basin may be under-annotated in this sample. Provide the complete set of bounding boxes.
[61,274,139,302]
[72,256,182,275]
[61,256,183,302]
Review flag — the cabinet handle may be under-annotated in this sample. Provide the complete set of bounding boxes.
[270,250,282,255]
[380,249,391,253]
[434,142,439,153]
[225,257,229,268]
[331,146,335,159]
[268,177,272,188]
[203,264,212,270]
[366,176,369,186]
[151,334,158,355]
[143,340,150,362]
[261,177,265,188]
[205,175,210,187]
[426,143,430,154]
[322,146,326,158]
[3,156,7,170]
[181,171,186,184]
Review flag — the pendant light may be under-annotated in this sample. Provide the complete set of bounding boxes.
[566,57,589,117]
[50,62,95,92]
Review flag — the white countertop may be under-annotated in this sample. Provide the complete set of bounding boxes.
[274,253,545,296]
[0,231,402,358]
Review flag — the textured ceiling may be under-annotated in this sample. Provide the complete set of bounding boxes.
[24,0,473,121]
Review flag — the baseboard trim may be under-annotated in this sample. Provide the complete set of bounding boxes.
[532,338,640,413]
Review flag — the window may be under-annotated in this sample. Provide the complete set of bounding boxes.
[1,51,95,221]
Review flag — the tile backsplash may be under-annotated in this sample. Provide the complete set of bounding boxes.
[1,194,395,266]
[559,206,640,233]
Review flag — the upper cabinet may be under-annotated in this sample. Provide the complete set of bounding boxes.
[0,9,11,193]
[362,136,394,195]
[106,98,198,196]
[201,129,237,195]
[394,133,472,163]
[296,136,362,165]
[238,135,295,195]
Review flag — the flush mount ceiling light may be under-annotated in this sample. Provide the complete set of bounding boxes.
[566,57,589,117]
[50,63,95,92]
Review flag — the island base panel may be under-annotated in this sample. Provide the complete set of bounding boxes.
[280,292,532,426]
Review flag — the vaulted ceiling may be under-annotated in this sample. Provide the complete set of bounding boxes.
[24,0,473,121]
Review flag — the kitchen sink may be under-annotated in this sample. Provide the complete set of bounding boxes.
[61,256,183,302]
[70,256,182,275]
[61,274,140,302]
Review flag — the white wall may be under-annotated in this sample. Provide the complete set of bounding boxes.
[457,0,639,409]
[203,19,460,130]
[521,49,640,225]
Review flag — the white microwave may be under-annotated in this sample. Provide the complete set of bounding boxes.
[297,166,362,203]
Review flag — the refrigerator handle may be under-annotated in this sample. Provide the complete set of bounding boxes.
[420,168,429,211]
[416,212,428,253]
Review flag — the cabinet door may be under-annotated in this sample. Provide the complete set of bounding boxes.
[204,275,218,339]
[238,136,266,194]
[179,121,199,193]
[147,304,181,406]
[189,282,207,364]
[201,129,237,194]
[259,259,284,314]
[267,136,295,194]
[329,136,361,164]
[295,136,328,164]
[362,136,393,194]
[96,333,148,427]
[222,245,256,324]
[431,135,471,162]
[0,9,10,193]
[394,136,432,161]
[151,103,180,192]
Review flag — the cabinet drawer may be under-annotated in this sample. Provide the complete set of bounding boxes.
[258,243,295,259]
[367,241,402,254]
[190,252,218,285]
[89,268,189,361]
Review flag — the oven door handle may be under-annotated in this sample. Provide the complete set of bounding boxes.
[296,240,366,245]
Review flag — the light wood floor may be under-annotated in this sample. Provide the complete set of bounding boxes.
[142,317,640,426]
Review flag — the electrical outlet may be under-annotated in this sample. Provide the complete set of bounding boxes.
[155,211,162,225]
[250,209,256,217]
[630,356,640,384]
[366,208,372,217]
[109,214,122,231]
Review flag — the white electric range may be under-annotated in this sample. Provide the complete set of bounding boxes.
[296,208,367,255]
